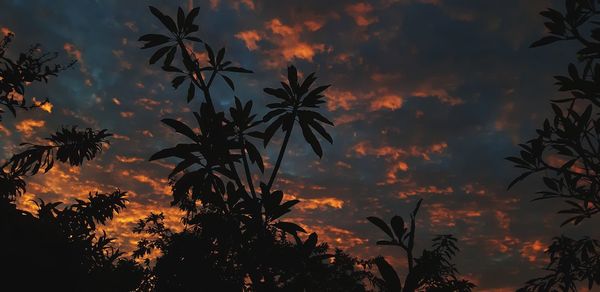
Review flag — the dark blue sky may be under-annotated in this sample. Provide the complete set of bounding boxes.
[1,0,596,289]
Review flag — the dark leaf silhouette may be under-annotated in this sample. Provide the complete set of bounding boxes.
[0,33,74,121]
[368,199,475,291]
[508,1,600,290]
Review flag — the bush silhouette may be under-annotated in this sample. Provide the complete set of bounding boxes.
[507,0,600,290]
[0,33,74,121]
[0,33,144,291]
[367,199,475,291]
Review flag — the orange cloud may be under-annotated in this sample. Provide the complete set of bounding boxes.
[327,89,359,111]
[15,119,45,137]
[33,97,53,113]
[301,197,344,210]
[135,98,161,110]
[386,161,409,184]
[351,141,448,184]
[495,210,511,231]
[0,124,11,136]
[235,30,261,51]
[123,171,171,196]
[346,2,378,27]
[120,111,134,118]
[397,185,453,199]
[64,43,92,86]
[370,94,404,111]
[304,19,326,31]
[284,193,344,211]
[427,202,482,228]
[520,240,545,263]
[411,85,463,106]
[115,155,144,164]
[1,27,13,36]
[262,19,328,67]
[63,43,83,64]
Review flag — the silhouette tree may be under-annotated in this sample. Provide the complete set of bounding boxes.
[0,128,145,291]
[0,33,144,291]
[367,199,475,292]
[507,0,600,290]
[0,32,74,121]
[136,6,379,291]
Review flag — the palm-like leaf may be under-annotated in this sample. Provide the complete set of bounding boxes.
[263,65,333,158]
[4,127,111,176]
[229,97,264,172]
[150,104,240,210]
[138,6,201,68]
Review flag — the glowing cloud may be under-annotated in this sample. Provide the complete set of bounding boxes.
[346,2,378,27]
[235,30,261,51]
[370,94,404,111]
[15,119,45,137]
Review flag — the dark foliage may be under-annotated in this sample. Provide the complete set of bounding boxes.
[136,5,373,291]
[508,0,600,290]
[0,191,145,291]
[368,199,475,292]
[517,236,600,292]
[1,126,111,201]
[0,32,74,121]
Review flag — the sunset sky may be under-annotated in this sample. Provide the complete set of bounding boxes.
[1,0,596,290]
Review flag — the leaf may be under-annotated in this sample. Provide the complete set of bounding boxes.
[274,221,306,235]
[307,119,333,144]
[205,43,215,65]
[263,114,286,147]
[184,7,200,31]
[367,216,394,239]
[508,171,533,190]
[390,215,405,241]
[264,87,290,101]
[304,232,318,252]
[185,36,203,42]
[177,7,185,32]
[139,34,171,49]
[300,122,323,158]
[223,66,253,73]
[187,82,195,103]
[163,46,177,67]
[287,65,299,93]
[149,46,171,65]
[263,109,286,123]
[149,6,178,34]
[298,72,316,96]
[298,110,333,126]
[216,47,225,65]
[161,119,198,142]
[530,36,562,48]
[172,76,186,89]
[374,257,402,292]
[221,74,235,90]
[245,141,264,173]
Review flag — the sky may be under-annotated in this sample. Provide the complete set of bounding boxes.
[1,0,598,290]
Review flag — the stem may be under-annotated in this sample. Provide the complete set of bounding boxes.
[240,136,257,198]
[176,39,215,110]
[266,121,294,191]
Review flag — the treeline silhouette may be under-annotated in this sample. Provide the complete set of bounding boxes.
[2,1,592,291]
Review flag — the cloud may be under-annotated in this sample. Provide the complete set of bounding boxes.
[261,18,328,67]
[346,2,378,27]
[15,119,45,137]
[235,30,261,50]
[1,27,12,36]
[370,94,404,111]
